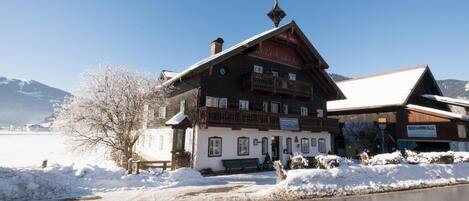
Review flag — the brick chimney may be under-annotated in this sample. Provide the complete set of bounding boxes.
[210,37,224,56]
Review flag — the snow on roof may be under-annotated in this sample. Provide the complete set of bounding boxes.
[161,71,179,79]
[165,112,188,126]
[406,104,469,121]
[327,65,428,112]
[421,94,469,108]
[161,23,288,86]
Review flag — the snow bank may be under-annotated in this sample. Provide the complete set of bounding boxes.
[0,164,208,200]
[273,163,469,199]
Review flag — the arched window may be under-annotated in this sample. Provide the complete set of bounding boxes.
[262,137,268,155]
[286,137,292,154]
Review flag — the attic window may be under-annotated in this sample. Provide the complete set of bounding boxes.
[218,66,229,76]
[254,65,263,74]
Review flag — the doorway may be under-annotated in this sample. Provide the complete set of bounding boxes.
[271,136,280,161]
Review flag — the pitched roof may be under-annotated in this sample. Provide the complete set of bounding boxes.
[165,112,189,126]
[421,94,469,108]
[406,104,469,122]
[327,65,429,112]
[162,21,329,86]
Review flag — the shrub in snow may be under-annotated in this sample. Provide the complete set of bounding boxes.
[315,155,340,169]
[290,154,308,169]
[454,152,469,163]
[368,151,403,166]
[359,151,369,165]
[273,161,287,183]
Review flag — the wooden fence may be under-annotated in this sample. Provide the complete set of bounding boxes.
[127,159,171,174]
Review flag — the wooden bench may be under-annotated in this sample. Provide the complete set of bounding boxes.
[222,158,261,173]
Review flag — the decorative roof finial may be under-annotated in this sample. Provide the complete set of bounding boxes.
[267,0,286,27]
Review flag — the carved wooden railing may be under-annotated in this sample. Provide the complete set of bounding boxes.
[242,72,313,98]
[199,107,339,132]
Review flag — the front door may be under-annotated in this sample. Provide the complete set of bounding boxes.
[271,136,280,161]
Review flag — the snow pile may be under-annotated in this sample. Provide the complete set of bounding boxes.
[404,151,469,164]
[273,163,469,199]
[368,151,404,165]
[168,167,206,186]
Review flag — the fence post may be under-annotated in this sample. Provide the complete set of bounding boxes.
[136,160,140,174]
[127,158,133,174]
[163,162,167,170]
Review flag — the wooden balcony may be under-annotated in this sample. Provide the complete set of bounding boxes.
[199,107,339,132]
[242,72,313,98]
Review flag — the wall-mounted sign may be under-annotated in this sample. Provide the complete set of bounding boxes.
[280,117,299,131]
[407,125,437,138]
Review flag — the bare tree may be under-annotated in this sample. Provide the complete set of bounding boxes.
[53,66,172,168]
[342,121,379,154]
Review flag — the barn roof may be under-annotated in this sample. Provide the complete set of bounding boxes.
[327,65,430,112]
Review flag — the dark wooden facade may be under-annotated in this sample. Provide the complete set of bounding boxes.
[149,22,343,134]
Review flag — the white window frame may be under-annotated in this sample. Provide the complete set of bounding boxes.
[317,109,324,118]
[208,137,222,157]
[180,100,186,112]
[288,73,296,81]
[239,100,249,111]
[301,138,310,153]
[237,137,250,156]
[219,98,228,108]
[261,137,268,155]
[300,107,308,116]
[458,124,467,139]
[254,65,263,74]
[262,101,269,112]
[318,138,327,153]
[271,102,280,113]
[158,106,166,119]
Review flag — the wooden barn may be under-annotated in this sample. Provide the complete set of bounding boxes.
[327,65,469,156]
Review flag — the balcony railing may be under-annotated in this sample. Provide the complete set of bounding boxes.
[199,107,339,132]
[242,72,313,98]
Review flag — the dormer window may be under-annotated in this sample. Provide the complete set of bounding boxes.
[254,65,263,74]
[288,73,296,81]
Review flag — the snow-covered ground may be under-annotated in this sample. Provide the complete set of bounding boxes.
[3,133,469,201]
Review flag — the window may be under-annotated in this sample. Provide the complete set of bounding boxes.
[286,137,292,154]
[272,70,279,77]
[219,98,228,108]
[262,102,269,112]
[283,104,288,114]
[159,135,164,151]
[300,107,308,116]
[148,109,154,121]
[239,100,249,111]
[180,100,186,112]
[311,138,317,147]
[208,137,222,157]
[254,65,263,73]
[288,73,296,81]
[317,109,324,118]
[262,137,268,155]
[174,129,185,152]
[206,96,218,107]
[271,102,280,113]
[218,66,229,75]
[158,106,166,119]
[318,138,326,153]
[237,137,250,156]
[458,124,467,139]
[301,138,310,153]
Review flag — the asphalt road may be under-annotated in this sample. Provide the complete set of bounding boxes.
[319,184,469,201]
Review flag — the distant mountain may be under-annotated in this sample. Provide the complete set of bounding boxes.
[0,77,70,126]
[329,73,469,100]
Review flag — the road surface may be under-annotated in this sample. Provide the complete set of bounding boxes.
[320,184,469,201]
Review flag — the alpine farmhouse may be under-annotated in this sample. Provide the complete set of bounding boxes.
[135,21,345,171]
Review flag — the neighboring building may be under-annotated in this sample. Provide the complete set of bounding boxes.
[328,65,469,155]
[135,21,345,171]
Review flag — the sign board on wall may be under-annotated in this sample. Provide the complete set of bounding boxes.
[407,125,437,138]
[279,117,299,131]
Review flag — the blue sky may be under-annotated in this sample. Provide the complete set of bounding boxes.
[1,0,468,91]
